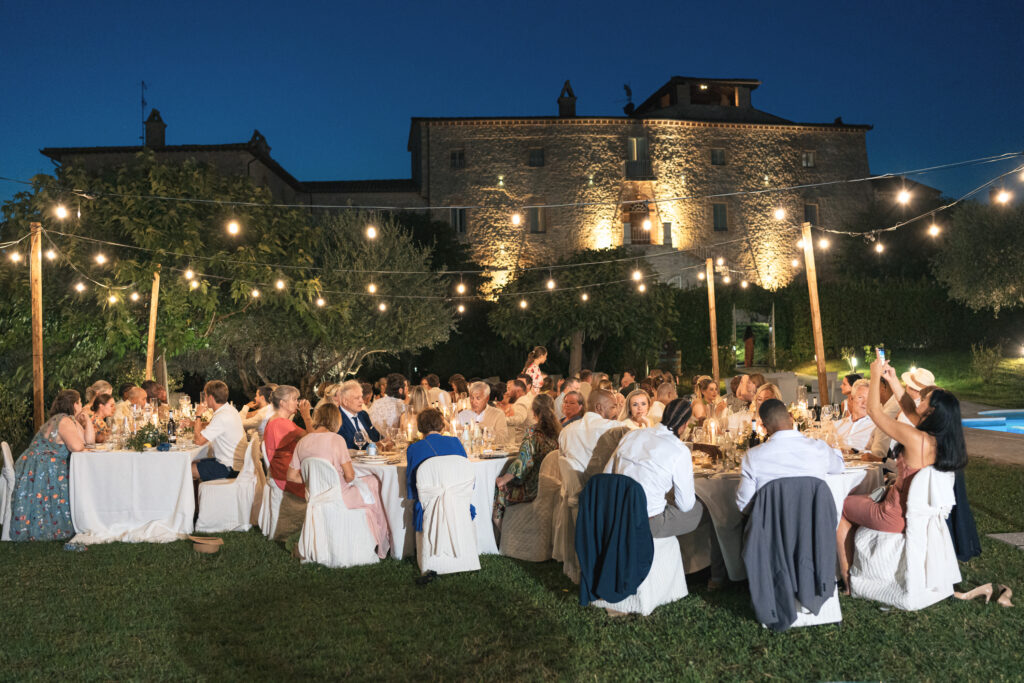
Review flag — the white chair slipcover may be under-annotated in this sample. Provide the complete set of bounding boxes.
[551,455,584,583]
[499,449,560,562]
[591,536,689,616]
[258,442,282,538]
[415,455,480,575]
[195,435,259,533]
[790,588,843,627]
[851,466,961,610]
[1,442,14,541]
[297,457,380,568]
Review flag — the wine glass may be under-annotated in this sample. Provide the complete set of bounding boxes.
[353,430,367,452]
[820,405,834,422]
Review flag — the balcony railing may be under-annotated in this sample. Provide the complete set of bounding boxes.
[625,158,655,180]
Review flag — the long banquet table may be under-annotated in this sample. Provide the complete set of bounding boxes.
[69,445,207,544]
[354,453,512,560]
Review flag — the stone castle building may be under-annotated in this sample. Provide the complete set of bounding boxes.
[42,76,875,290]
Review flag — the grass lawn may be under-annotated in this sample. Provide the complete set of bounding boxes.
[1,459,1022,681]
[793,351,1024,409]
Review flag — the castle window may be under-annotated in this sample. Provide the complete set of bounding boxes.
[711,148,726,166]
[450,208,467,234]
[527,207,547,234]
[450,150,466,170]
[802,150,817,168]
[713,203,728,231]
[528,148,545,167]
[662,221,673,247]
[803,203,819,226]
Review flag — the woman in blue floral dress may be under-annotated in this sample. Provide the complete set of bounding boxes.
[493,394,561,528]
[10,389,94,542]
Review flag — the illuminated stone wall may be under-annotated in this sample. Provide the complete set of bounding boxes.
[411,117,871,291]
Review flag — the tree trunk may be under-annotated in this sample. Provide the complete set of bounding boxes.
[584,336,605,372]
[569,329,584,377]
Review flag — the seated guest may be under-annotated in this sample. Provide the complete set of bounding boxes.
[117,383,135,401]
[401,385,433,437]
[240,385,275,437]
[406,409,472,532]
[558,389,621,473]
[315,383,341,411]
[286,403,391,558]
[539,375,558,400]
[265,385,313,499]
[560,390,585,427]
[141,379,167,405]
[554,377,580,420]
[84,380,113,406]
[369,372,407,435]
[748,373,766,389]
[736,399,846,513]
[726,373,756,413]
[578,369,593,402]
[503,379,535,444]
[839,372,863,417]
[750,383,784,432]
[619,369,640,397]
[493,394,561,527]
[895,367,936,426]
[449,373,469,405]
[837,359,967,592]
[191,380,247,482]
[114,386,148,423]
[583,425,631,482]
[423,373,451,409]
[835,379,875,452]
[455,381,508,443]
[10,389,95,541]
[87,393,116,443]
[490,381,506,405]
[336,379,381,450]
[648,381,678,424]
[691,375,728,424]
[619,388,653,430]
[360,381,374,408]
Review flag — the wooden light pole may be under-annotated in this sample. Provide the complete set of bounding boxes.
[144,266,161,380]
[705,257,719,384]
[30,222,44,430]
[801,222,829,405]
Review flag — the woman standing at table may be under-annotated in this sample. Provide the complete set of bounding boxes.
[265,386,312,500]
[287,403,390,558]
[406,409,471,533]
[619,388,653,430]
[87,393,116,444]
[493,394,561,528]
[10,389,95,542]
[522,345,547,395]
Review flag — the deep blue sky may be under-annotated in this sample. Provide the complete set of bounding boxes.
[2,0,1021,204]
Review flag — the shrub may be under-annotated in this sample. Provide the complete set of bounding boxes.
[0,381,32,453]
[970,344,1003,383]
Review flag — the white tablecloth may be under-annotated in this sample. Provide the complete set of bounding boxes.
[354,455,511,560]
[692,466,878,581]
[70,446,205,544]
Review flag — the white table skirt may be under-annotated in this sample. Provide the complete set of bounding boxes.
[692,467,876,581]
[70,446,205,544]
[354,455,511,560]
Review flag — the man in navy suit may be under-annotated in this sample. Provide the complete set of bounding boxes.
[336,379,381,450]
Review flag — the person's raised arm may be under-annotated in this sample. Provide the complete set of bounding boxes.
[867,358,925,458]
[297,399,313,431]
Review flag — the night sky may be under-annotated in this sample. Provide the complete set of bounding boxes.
[2,0,1021,205]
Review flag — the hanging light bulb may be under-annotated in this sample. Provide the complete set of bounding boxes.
[791,258,800,267]
[457,304,466,313]
[642,219,651,231]
[130,292,140,302]
[546,278,556,290]
[74,282,86,292]
[637,283,647,293]
[94,253,107,265]
[818,238,830,249]
[697,272,706,281]
[55,205,69,219]
[367,283,377,294]
[723,275,731,284]
[740,280,749,289]
[716,257,724,266]
[519,299,528,309]
[45,249,57,260]
[8,252,21,263]
[107,294,117,304]
[251,288,261,298]
[796,239,805,249]
[366,225,378,239]
[378,302,387,312]
[581,292,589,302]
[927,223,941,237]
[875,242,885,253]
[773,208,786,220]
[315,297,326,307]
[897,189,911,205]
[190,280,200,290]
[226,220,241,235]
[455,282,466,295]
[511,213,522,226]
[275,279,286,290]
[184,269,194,280]
[632,269,642,281]
[995,189,1012,204]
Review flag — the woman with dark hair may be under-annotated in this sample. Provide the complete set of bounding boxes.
[405,409,471,532]
[448,374,469,404]
[743,326,755,368]
[840,373,863,417]
[836,358,968,592]
[539,375,558,400]
[522,345,547,394]
[493,394,561,527]
[87,393,116,444]
[10,389,95,542]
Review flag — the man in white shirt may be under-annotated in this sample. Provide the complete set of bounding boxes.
[554,377,580,420]
[835,380,875,452]
[239,385,274,437]
[455,381,509,444]
[736,398,846,513]
[503,379,535,444]
[192,380,247,482]
[423,373,451,410]
[869,380,901,461]
[648,382,678,424]
[368,372,406,435]
[559,389,621,473]
[114,386,148,423]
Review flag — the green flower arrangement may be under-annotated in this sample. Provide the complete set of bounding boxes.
[126,423,168,452]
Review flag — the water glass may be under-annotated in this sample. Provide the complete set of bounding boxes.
[353,430,367,451]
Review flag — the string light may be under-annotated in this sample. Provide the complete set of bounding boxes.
[457,304,466,313]
[927,223,941,237]
[366,225,378,239]
[107,294,117,304]
[632,269,642,281]
[275,279,286,290]
[190,280,200,290]
[94,253,107,265]
[642,219,651,231]
[774,208,786,220]
[74,282,86,292]
[316,297,326,307]
[519,299,528,309]
[716,257,724,266]
[367,282,377,294]
[55,205,69,219]
[722,275,731,284]
[8,252,21,263]
[130,292,140,302]
[740,280,749,288]
[637,283,646,293]
[818,238,830,249]
[546,277,556,290]
[184,269,194,280]
[251,288,261,298]
[581,292,589,301]
[226,220,241,235]
[378,302,387,312]
[511,213,522,226]
[875,242,885,253]
[697,272,705,280]
[455,282,466,295]
[791,258,800,267]
[897,189,911,205]
[995,189,1012,204]
[45,249,56,260]
[796,239,804,249]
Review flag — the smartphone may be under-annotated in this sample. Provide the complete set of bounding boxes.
[875,347,886,363]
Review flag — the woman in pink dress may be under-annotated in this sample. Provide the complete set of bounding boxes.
[522,345,547,394]
[288,403,391,559]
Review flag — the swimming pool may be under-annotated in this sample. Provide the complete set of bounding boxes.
[962,409,1024,435]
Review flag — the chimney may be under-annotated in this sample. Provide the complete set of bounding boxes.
[558,80,577,117]
[144,109,166,148]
